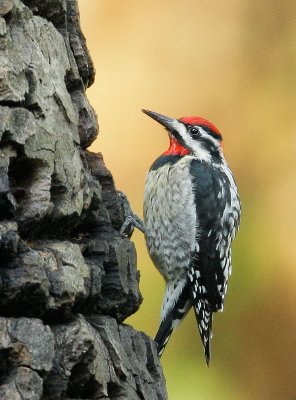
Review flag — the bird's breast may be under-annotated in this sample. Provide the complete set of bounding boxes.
[144,157,197,280]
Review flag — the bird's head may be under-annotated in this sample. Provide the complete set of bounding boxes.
[142,109,223,163]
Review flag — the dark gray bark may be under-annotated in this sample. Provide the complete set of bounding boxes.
[0,1,167,399]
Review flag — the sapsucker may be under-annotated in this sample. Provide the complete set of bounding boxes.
[142,109,241,365]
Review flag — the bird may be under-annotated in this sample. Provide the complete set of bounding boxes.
[142,109,241,365]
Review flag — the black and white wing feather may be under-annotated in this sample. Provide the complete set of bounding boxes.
[189,159,240,363]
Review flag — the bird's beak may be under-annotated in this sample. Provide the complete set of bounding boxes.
[142,109,177,132]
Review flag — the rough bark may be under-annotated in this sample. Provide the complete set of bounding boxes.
[0,1,167,399]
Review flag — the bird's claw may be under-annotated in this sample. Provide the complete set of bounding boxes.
[120,215,135,238]
[118,191,145,238]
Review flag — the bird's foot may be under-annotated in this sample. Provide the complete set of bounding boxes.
[118,191,145,238]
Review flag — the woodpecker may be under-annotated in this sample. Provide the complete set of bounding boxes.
[142,109,241,365]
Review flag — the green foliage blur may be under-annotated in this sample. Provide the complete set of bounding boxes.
[79,1,296,399]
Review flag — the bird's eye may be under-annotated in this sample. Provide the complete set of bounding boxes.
[190,126,200,137]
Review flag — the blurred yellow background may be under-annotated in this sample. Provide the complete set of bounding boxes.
[78,1,296,399]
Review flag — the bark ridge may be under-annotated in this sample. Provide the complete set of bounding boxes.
[0,1,167,399]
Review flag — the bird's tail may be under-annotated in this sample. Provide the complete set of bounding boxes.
[192,298,213,366]
[154,279,191,357]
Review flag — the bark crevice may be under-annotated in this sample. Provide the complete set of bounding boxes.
[0,1,167,399]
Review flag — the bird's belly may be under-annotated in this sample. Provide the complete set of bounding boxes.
[144,162,197,281]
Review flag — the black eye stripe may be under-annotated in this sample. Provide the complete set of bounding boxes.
[199,125,223,141]
[185,124,222,141]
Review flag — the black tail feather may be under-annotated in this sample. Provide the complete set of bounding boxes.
[154,280,191,357]
[154,318,174,357]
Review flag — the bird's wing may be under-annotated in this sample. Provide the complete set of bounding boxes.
[189,159,232,309]
[188,160,232,362]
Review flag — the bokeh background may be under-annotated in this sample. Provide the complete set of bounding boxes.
[78,1,296,399]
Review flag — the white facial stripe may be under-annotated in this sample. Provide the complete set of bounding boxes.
[171,120,211,162]
[171,119,186,134]
[198,126,220,148]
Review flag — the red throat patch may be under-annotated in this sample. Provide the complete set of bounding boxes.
[162,136,191,156]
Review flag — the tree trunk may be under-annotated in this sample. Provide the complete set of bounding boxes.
[0,1,167,399]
